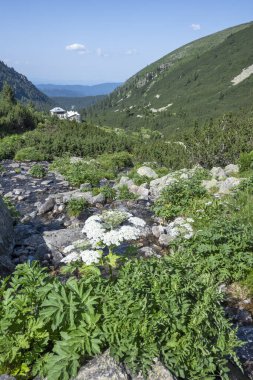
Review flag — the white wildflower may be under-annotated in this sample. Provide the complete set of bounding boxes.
[82,214,105,245]
[128,216,146,227]
[80,250,101,265]
[61,251,80,263]
[82,210,147,247]
[63,245,75,254]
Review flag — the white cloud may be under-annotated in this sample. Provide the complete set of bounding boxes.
[65,43,87,52]
[125,48,138,55]
[190,23,201,31]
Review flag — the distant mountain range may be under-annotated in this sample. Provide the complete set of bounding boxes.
[36,83,122,97]
[87,22,253,134]
[0,61,51,107]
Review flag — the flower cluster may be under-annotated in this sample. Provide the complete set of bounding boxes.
[82,210,147,247]
[61,244,102,265]
[166,217,194,240]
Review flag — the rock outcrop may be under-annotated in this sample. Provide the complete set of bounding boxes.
[75,351,177,380]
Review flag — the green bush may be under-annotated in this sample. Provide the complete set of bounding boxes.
[14,147,45,161]
[0,134,23,159]
[0,262,104,380]
[153,173,207,220]
[238,151,253,172]
[92,185,117,202]
[128,168,151,185]
[103,257,240,379]
[29,164,46,178]
[50,153,133,188]
[66,198,88,217]
[117,185,137,200]
[98,151,133,172]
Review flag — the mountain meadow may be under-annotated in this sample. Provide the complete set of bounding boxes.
[0,21,253,380]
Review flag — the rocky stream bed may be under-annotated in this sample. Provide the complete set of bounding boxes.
[0,159,253,380]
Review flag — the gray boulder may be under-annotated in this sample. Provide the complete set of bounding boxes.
[218,177,241,194]
[224,164,239,176]
[137,166,158,179]
[74,351,177,380]
[119,176,134,187]
[201,178,218,192]
[150,175,177,199]
[38,197,55,215]
[75,350,128,380]
[210,167,227,180]
[43,227,84,263]
[0,197,15,273]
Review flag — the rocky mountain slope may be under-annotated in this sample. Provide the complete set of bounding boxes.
[87,22,253,134]
[0,61,51,107]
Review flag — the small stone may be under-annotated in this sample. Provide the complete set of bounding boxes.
[152,225,164,238]
[139,247,156,257]
[38,197,55,214]
[13,188,23,195]
[41,180,53,185]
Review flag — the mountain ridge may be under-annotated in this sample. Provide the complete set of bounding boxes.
[86,21,253,134]
[36,83,122,97]
[0,61,51,107]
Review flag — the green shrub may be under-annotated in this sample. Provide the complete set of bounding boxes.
[238,151,253,172]
[50,157,115,187]
[240,269,253,296]
[0,134,23,159]
[103,257,240,379]
[128,169,151,185]
[117,185,137,200]
[29,164,46,178]
[66,198,88,217]
[153,174,207,220]
[92,185,116,202]
[0,262,104,380]
[14,147,45,161]
[98,151,133,172]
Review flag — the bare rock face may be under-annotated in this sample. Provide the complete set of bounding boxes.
[0,196,15,274]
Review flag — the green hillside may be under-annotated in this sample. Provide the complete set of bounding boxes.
[86,22,253,134]
[0,61,52,108]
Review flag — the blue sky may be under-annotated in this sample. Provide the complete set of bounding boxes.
[1,0,253,84]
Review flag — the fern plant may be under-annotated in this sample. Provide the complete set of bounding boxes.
[0,262,104,380]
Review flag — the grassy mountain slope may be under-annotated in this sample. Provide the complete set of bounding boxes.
[0,61,51,108]
[86,22,253,134]
[37,83,122,97]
